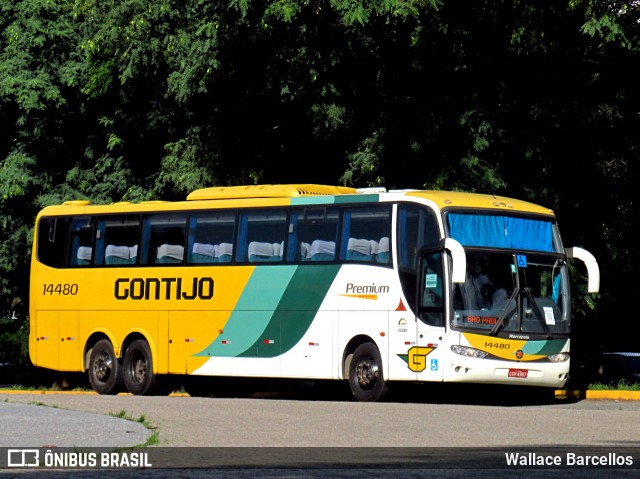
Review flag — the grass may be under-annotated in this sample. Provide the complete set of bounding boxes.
[588,379,640,391]
[1,384,51,391]
[0,383,92,392]
[109,409,160,447]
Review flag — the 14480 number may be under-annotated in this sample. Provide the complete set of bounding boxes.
[42,283,78,295]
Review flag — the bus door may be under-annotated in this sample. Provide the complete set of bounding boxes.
[412,250,446,381]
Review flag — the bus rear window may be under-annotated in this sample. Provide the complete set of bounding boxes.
[37,216,93,269]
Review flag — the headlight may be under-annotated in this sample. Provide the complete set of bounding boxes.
[548,352,570,362]
[451,345,489,359]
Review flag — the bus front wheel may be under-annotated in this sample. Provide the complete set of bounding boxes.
[88,339,123,395]
[123,340,157,395]
[348,342,389,402]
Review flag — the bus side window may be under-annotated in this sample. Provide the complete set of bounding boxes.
[340,205,391,264]
[422,253,443,306]
[237,210,287,263]
[291,207,340,263]
[187,212,236,264]
[39,216,90,268]
[419,252,444,327]
[141,213,187,265]
[397,204,441,314]
[397,204,440,270]
[67,217,93,267]
[97,215,141,266]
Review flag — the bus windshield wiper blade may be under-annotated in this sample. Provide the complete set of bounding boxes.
[489,288,519,336]
[523,287,553,339]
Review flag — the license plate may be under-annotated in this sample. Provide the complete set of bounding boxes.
[508,368,528,378]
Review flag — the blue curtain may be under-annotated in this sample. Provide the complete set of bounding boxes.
[447,213,554,252]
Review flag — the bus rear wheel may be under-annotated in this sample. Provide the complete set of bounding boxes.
[348,342,389,402]
[123,340,157,395]
[88,339,123,395]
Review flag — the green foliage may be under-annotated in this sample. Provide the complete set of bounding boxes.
[310,103,347,134]
[0,151,36,204]
[0,0,82,117]
[0,152,38,302]
[157,128,217,196]
[341,130,386,186]
[456,112,507,193]
[330,0,426,26]
[571,0,639,50]
[0,315,29,363]
[63,155,134,202]
[263,0,302,24]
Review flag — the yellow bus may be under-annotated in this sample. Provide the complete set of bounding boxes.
[29,184,599,401]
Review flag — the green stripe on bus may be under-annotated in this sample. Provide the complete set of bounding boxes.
[196,266,297,357]
[334,194,379,204]
[521,339,568,356]
[239,264,341,358]
[290,196,337,205]
[289,194,380,206]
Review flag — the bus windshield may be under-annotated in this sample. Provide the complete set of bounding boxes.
[451,251,569,337]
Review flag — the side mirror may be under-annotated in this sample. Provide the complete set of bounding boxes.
[566,246,600,293]
[444,238,466,284]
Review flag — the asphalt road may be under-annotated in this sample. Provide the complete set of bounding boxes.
[1,387,640,478]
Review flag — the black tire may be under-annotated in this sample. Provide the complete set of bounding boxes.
[122,339,157,395]
[348,342,389,402]
[88,339,123,395]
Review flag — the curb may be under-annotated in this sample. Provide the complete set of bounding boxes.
[0,389,189,396]
[555,389,640,401]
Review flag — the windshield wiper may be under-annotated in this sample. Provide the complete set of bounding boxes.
[522,287,553,339]
[489,287,519,336]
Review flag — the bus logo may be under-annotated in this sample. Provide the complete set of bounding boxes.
[114,277,214,301]
[407,346,436,372]
[398,318,407,333]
